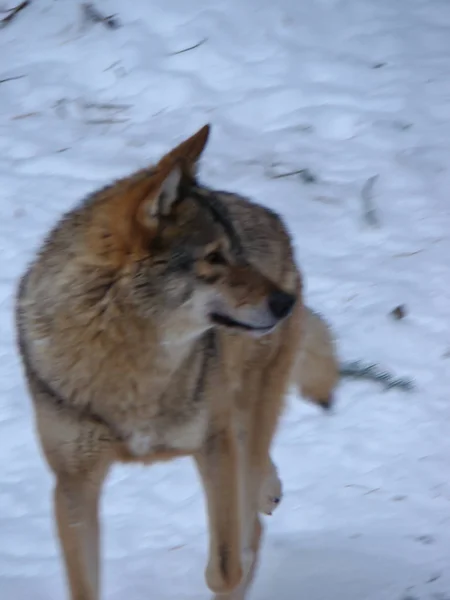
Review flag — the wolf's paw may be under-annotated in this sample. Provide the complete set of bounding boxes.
[258,461,282,515]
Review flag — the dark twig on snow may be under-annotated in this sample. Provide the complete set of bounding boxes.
[81,3,120,30]
[339,360,414,392]
[169,38,208,55]
[85,118,129,125]
[0,74,25,84]
[0,0,30,28]
[361,174,380,227]
[270,168,317,183]
[83,101,130,111]
[270,169,305,179]
[11,111,40,120]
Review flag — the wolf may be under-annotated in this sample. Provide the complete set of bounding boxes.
[15,124,339,600]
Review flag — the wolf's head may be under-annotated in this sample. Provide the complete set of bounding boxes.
[87,125,296,339]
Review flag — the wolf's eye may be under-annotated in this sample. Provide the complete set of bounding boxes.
[205,250,227,265]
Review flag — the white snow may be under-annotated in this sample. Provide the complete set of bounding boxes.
[1,0,450,599]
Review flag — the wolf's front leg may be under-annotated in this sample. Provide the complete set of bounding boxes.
[194,427,243,595]
[208,421,267,600]
[258,458,282,516]
[54,470,106,600]
[35,401,113,600]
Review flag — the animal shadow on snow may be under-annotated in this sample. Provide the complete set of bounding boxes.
[249,530,435,600]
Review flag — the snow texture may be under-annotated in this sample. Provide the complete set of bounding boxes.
[1,0,449,599]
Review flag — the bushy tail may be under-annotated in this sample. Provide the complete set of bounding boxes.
[293,307,339,410]
[293,308,415,410]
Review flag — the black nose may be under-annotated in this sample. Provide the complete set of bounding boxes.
[268,290,296,320]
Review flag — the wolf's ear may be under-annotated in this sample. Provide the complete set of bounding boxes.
[148,165,182,217]
[159,124,211,178]
[133,126,210,232]
[137,165,182,227]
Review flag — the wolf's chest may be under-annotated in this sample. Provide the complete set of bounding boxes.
[102,331,215,458]
[124,405,208,458]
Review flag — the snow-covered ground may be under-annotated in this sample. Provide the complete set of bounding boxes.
[1,0,449,598]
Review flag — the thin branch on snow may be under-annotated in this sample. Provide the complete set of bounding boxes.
[85,118,129,125]
[82,101,130,113]
[269,169,305,179]
[11,111,40,120]
[339,360,414,392]
[169,38,208,55]
[81,3,120,30]
[270,168,317,183]
[0,74,25,84]
[0,0,30,28]
[360,174,380,227]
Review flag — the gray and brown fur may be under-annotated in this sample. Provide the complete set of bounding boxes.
[15,125,338,600]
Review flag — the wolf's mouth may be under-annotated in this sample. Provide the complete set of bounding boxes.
[210,312,273,333]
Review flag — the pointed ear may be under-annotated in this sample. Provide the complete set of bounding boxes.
[148,165,182,217]
[137,165,182,227]
[122,125,210,237]
[159,124,211,178]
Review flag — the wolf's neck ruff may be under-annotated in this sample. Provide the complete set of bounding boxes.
[17,284,218,452]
